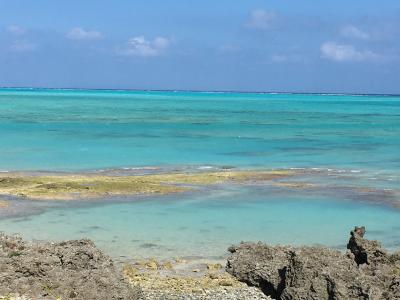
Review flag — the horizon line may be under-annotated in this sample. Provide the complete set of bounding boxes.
[0,85,399,97]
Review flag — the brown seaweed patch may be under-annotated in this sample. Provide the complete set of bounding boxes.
[355,187,396,195]
[271,182,316,189]
[392,202,400,209]
[0,200,10,209]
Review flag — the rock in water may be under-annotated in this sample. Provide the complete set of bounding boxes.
[226,227,400,300]
[0,233,143,300]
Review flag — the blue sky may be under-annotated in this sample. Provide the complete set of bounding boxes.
[1,0,399,93]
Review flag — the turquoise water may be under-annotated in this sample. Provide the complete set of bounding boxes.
[0,89,399,172]
[1,187,400,261]
[0,88,399,259]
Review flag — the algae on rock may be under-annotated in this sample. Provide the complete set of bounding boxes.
[0,170,293,200]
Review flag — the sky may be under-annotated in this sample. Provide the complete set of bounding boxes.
[0,0,400,94]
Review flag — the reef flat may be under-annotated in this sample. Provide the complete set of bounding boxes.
[0,170,293,201]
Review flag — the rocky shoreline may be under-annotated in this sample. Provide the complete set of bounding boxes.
[0,233,142,300]
[227,227,400,299]
[1,227,399,299]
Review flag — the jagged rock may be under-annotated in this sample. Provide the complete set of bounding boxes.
[347,226,389,266]
[226,227,400,300]
[0,233,143,300]
[227,243,292,298]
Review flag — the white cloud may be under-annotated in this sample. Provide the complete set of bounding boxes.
[10,40,37,52]
[7,25,26,35]
[117,36,171,57]
[66,27,103,40]
[246,9,276,30]
[340,25,370,40]
[321,42,379,62]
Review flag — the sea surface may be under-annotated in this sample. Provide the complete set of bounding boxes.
[0,88,399,260]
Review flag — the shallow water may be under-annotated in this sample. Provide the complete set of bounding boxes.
[1,184,399,261]
[0,89,399,260]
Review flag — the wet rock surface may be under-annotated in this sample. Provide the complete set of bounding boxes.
[226,227,400,300]
[0,233,143,300]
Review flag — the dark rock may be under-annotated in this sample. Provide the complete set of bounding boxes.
[347,226,389,266]
[227,243,292,298]
[226,227,400,300]
[0,233,143,300]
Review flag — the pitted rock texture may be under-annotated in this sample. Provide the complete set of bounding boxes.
[0,233,143,300]
[226,227,400,300]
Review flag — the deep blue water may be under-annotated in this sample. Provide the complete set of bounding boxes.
[0,88,399,259]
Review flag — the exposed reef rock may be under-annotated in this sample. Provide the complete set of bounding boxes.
[0,233,143,300]
[0,170,292,200]
[226,227,400,300]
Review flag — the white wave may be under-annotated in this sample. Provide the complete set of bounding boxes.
[197,166,215,170]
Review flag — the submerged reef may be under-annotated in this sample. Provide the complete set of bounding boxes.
[0,170,293,200]
[0,200,9,209]
[226,226,400,299]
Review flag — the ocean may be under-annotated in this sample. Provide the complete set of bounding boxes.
[0,88,399,260]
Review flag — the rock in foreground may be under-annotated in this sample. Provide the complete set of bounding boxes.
[226,227,400,299]
[123,258,273,300]
[0,233,143,300]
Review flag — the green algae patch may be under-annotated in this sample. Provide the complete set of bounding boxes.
[0,170,294,201]
[0,175,188,200]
